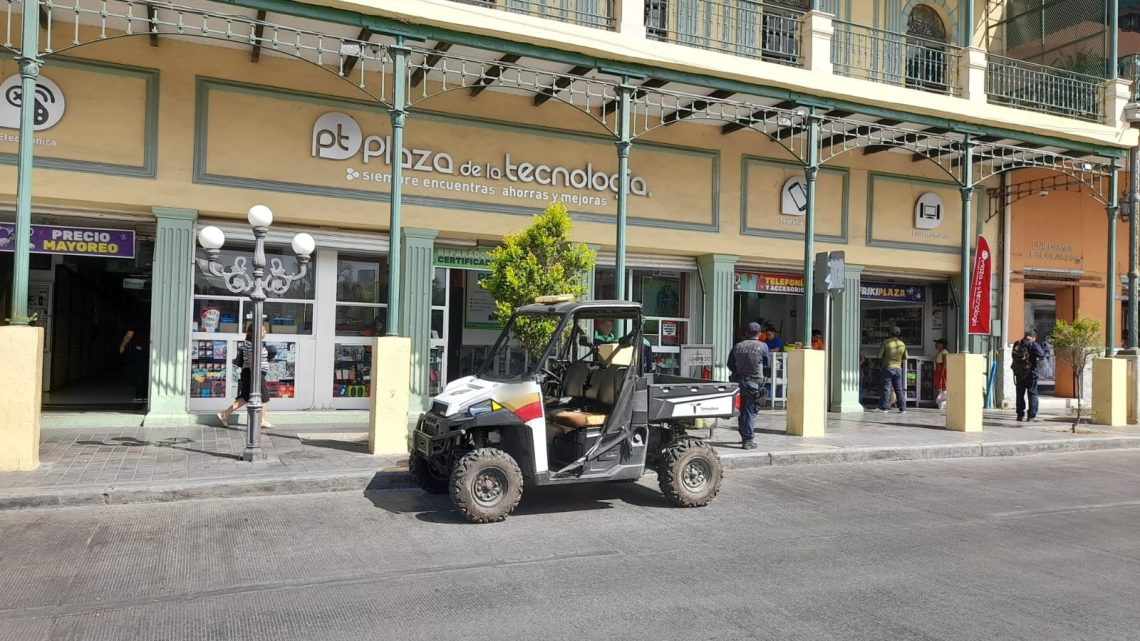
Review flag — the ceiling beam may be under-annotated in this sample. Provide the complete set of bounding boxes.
[820,119,903,150]
[862,127,951,155]
[339,27,372,75]
[600,78,668,116]
[410,41,453,88]
[720,101,797,135]
[146,3,159,48]
[533,65,592,107]
[661,90,735,125]
[770,109,853,141]
[912,135,1002,162]
[469,54,522,97]
[250,10,268,62]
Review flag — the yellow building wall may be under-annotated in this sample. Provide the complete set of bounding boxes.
[0,35,999,279]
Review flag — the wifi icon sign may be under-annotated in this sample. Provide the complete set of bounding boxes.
[0,75,66,132]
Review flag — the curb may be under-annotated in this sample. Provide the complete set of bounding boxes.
[0,468,416,511]
[717,436,1140,470]
[3,437,1140,510]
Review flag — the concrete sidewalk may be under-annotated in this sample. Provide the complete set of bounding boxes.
[2,408,1138,510]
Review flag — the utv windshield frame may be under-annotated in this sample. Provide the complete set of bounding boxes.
[475,303,643,383]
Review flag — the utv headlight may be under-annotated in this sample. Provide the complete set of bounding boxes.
[467,400,494,417]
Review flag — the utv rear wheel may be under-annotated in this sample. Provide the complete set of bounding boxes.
[658,437,722,508]
[409,452,449,494]
[450,448,524,523]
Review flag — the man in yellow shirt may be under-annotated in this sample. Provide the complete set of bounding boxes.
[877,326,909,413]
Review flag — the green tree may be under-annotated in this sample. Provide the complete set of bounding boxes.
[1051,314,1103,432]
[481,203,596,358]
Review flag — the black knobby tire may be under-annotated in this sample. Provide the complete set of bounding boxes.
[450,448,525,523]
[657,437,723,508]
[409,452,449,494]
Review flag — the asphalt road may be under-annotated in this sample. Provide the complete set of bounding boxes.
[1,451,1138,641]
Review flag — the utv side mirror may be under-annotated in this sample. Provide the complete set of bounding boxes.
[578,335,591,347]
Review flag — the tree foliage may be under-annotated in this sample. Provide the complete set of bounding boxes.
[481,203,595,358]
[1051,314,1102,432]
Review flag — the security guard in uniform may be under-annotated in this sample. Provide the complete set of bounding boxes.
[728,321,770,450]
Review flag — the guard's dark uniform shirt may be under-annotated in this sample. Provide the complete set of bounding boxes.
[728,338,770,380]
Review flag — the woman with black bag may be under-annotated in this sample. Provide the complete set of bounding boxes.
[216,323,276,429]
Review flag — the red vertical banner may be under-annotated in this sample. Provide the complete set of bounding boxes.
[968,235,992,335]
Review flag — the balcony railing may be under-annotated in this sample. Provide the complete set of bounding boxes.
[831,20,960,96]
[645,0,804,67]
[986,54,1103,121]
[452,0,615,30]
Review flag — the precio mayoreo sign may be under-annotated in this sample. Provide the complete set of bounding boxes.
[0,223,135,259]
[310,112,651,206]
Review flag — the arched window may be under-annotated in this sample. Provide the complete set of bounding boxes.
[906,5,949,92]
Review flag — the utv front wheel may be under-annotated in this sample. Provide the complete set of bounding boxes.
[450,448,524,523]
[658,437,723,508]
[409,452,449,494]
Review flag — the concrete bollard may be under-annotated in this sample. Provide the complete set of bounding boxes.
[369,336,412,455]
[0,326,44,471]
[1114,349,1140,424]
[1092,358,1127,427]
[946,353,984,432]
[786,349,825,437]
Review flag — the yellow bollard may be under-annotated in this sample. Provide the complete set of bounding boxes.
[369,336,412,455]
[1092,358,1127,427]
[786,349,826,437]
[946,353,984,432]
[0,326,43,471]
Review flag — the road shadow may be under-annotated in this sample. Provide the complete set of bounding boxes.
[364,476,672,524]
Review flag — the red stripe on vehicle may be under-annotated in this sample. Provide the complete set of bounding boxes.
[513,401,544,423]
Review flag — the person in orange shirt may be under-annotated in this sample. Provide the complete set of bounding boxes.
[811,329,825,350]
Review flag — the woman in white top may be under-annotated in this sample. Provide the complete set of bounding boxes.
[217,323,275,429]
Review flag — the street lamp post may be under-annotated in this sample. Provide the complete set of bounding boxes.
[197,205,315,462]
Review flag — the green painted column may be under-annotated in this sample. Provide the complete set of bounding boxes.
[145,207,198,425]
[10,0,42,326]
[1107,161,1120,354]
[801,112,820,345]
[959,135,974,353]
[829,263,864,413]
[386,42,408,336]
[399,227,438,411]
[697,254,738,382]
[615,82,632,300]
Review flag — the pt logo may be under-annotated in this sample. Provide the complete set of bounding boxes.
[0,75,66,131]
[312,112,362,160]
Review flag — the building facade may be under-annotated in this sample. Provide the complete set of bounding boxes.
[0,0,1131,422]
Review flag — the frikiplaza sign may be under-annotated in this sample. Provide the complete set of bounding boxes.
[310,111,651,201]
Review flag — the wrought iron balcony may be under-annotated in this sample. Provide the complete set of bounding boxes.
[451,0,615,30]
[831,20,960,96]
[986,54,1103,122]
[644,0,804,67]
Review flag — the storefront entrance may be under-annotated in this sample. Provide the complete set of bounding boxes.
[1024,292,1058,393]
[0,214,153,410]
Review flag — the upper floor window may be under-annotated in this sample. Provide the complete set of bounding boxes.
[906,4,949,92]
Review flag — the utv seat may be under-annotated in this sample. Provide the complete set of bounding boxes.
[549,364,628,432]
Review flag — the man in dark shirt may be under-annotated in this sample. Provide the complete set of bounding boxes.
[1013,329,1047,421]
[728,322,770,450]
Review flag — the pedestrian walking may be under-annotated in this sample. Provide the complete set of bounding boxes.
[877,326,908,413]
[1011,329,1046,422]
[728,322,770,450]
[217,322,276,429]
[933,337,949,409]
